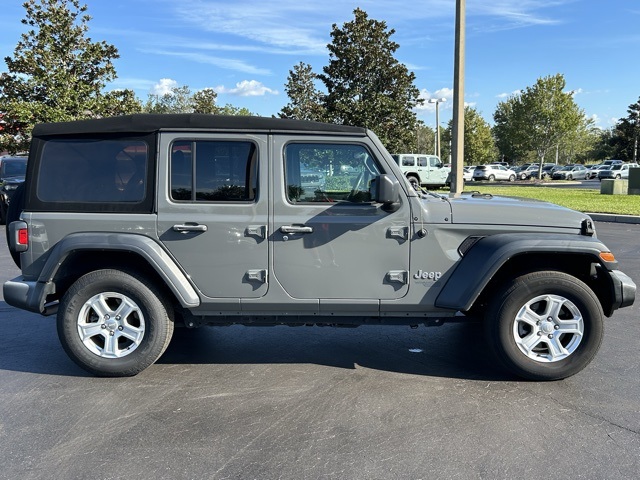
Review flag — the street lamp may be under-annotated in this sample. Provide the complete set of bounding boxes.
[429,98,447,160]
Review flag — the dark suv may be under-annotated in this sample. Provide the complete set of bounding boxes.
[0,155,27,225]
[3,114,636,379]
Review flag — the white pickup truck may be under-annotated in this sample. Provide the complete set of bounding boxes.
[391,153,449,189]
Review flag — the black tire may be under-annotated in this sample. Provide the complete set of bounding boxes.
[57,269,174,377]
[407,175,420,190]
[5,182,26,268]
[0,201,6,225]
[567,174,573,180]
[488,174,495,181]
[484,271,604,381]
[615,174,621,180]
[508,174,515,182]
[519,173,526,180]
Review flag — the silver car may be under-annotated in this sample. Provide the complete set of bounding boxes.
[473,164,516,181]
[598,163,639,180]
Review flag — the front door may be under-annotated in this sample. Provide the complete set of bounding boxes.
[271,138,411,309]
[156,133,268,300]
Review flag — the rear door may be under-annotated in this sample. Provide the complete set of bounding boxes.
[156,133,269,300]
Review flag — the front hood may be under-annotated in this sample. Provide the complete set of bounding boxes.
[448,192,589,229]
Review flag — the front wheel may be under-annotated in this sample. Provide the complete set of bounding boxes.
[488,174,495,181]
[615,174,621,179]
[484,271,604,381]
[57,269,174,376]
[508,174,515,182]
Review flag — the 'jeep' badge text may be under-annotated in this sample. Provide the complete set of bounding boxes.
[413,270,442,281]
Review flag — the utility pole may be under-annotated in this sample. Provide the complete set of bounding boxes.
[450,0,466,197]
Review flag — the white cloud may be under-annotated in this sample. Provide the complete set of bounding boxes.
[415,87,454,112]
[141,49,271,76]
[174,1,328,55]
[496,90,522,99]
[214,80,278,97]
[151,78,178,95]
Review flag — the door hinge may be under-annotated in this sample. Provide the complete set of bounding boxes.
[247,269,268,283]
[245,225,267,239]
[387,270,408,284]
[387,226,408,240]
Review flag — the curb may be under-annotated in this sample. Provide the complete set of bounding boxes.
[587,213,640,225]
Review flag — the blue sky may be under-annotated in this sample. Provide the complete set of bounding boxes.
[1,0,639,130]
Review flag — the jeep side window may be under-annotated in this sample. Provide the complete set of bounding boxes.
[402,156,415,167]
[284,143,381,204]
[170,140,257,202]
[417,157,428,167]
[37,138,148,203]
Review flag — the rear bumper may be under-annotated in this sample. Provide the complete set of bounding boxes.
[3,276,57,316]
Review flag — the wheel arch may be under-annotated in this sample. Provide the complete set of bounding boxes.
[435,233,620,317]
[37,233,200,314]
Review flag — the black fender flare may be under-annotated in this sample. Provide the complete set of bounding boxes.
[435,233,616,312]
[34,233,199,313]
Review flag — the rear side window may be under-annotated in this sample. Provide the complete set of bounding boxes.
[170,140,258,202]
[37,138,149,204]
[402,156,415,166]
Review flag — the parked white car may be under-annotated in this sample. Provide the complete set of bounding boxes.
[473,164,516,182]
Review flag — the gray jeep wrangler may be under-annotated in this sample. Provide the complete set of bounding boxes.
[4,114,636,379]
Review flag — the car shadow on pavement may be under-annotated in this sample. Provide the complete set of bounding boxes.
[158,322,516,382]
[0,302,91,377]
[0,301,514,381]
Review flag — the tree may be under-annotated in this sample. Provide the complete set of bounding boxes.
[192,88,219,114]
[610,97,640,162]
[493,74,585,177]
[279,62,326,121]
[144,85,253,116]
[145,85,194,114]
[442,107,495,165]
[0,0,140,152]
[591,127,617,161]
[318,8,423,152]
[492,97,528,164]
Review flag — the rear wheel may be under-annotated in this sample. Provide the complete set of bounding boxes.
[57,269,174,376]
[615,174,621,179]
[488,174,495,181]
[484,271,603,380]
[508,174,515,182]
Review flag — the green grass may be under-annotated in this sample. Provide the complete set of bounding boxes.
[451,185,640,216]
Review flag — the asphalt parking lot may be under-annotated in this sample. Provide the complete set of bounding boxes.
[1,222,639,479]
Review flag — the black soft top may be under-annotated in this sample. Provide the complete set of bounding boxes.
[31,114,367,137]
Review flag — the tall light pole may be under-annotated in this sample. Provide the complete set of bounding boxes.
[429,98,446,160]
[450,0,466,197]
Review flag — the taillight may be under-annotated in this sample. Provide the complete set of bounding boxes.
[18,228,29,245]
[9,221,29,253]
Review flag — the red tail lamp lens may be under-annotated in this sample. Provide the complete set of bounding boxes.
[18,228,29,245]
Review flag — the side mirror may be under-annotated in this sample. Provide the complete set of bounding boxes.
[373,174,400,212]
